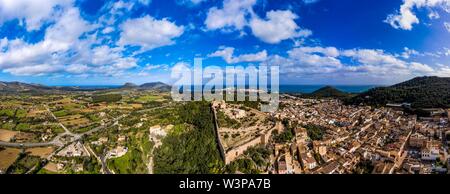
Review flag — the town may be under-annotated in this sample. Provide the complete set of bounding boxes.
[1,88,450,174]
[268,95,449,174]
[208,93,450,174]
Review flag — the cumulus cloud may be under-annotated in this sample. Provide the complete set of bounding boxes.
[264,45,439,83]
[410,62,434,73]
[208,46,267,63]
[249,10,312,44]
[342,49,408,69]
[118,15,184,51]
[385,0,450,30]
[204,1,311,44]
[3,64,62,76]
[204,0,256,31]
[287,46,342,69]
[112,57,137,69]
[91,46,123,66]
[0,8,91,71]
[66,64,90,74]
[0,6,138,77]
[0,0,74,31]
[290,46,339,57]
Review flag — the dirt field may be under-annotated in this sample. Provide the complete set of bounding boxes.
[27,109,47,117]
[14,132,38,143]
[43,162,58,172]
[0,148,21,171]
[130,104,143,109]
[61,118,90,126]
[0,129,18,142]
[26,147,54,158]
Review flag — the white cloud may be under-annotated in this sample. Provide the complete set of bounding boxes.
[66,64,89,74]
[428,10,440,19]
[287,46,342,69]
[144,64,168,71]
[0,7,137,77]
[204,0,256,31]
[137,0,152,6]
[91,46,122,66]
[118,15,184,51]
[0,0,74,31]
[385,0,450,30]
[444,22,450,32]
[263,45,439,84]
[249,10,311,44]
[342,49,408,69]
[291,46,339,57]
[410,62,434,73]
[444,47,450,56]
[177,0,207,6]
[112,57,137,69]
[0,38,7,50]
[401,47,420,59]
[204,1,311,44]
[3,64,61,76]
[208,47,267,63]
[0,8,91,69]
[102,26,114,34]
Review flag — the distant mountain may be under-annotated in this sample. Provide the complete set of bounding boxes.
[303,86,350,99]
[0,81,68,94]
[346,76,450,108]
[121,82,138,89]
[139,82,171,92]
[0,81,171,94]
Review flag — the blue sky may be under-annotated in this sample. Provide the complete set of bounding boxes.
[1,0,450,85]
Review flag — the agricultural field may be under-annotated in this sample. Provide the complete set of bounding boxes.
[0,147,21,172]
[0,91,220,174]
[0,129,17,142]
[26,147,55,158]
[6,154,42,174]
[0,96,66,142]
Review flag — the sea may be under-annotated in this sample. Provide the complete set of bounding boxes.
[278,85,379,94]
[64,85,379,94]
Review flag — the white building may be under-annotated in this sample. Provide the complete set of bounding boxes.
[421,145,439,161]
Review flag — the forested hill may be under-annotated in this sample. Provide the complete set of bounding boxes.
[305,86,351,99]
[345,76,450,108]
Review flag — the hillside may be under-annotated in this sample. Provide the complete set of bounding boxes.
[346,76,450,108]
[121,82,138,89]
[0,81,81,94]
[139,82,171,92]
[303,86,350,99]
[0,81,171,94]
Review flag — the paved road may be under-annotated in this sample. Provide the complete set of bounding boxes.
[0,141,55,148]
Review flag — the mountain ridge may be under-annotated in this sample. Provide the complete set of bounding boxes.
[346,76,450,108]
[0,81,171,93]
